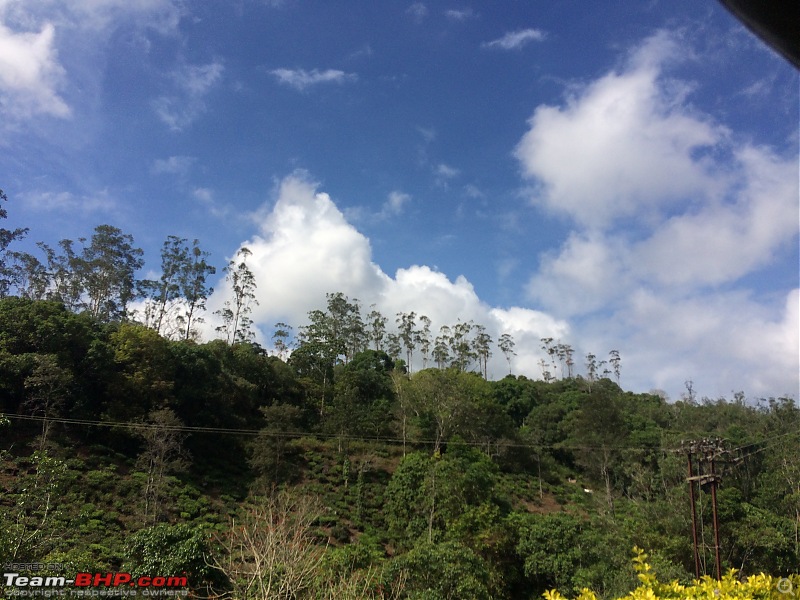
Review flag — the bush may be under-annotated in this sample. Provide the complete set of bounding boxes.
[543,548,800,599]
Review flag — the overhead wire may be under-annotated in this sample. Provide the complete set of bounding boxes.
[3,413,796,455]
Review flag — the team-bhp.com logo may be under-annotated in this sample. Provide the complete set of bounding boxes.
[3,569,188,597]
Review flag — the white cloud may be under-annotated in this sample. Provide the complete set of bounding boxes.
[633,145,798,287]
[67,0,181,33]
[343,191,411,224]
[618,288,799,399]
[153,60,224,131]
[434,163,460,187]
[383,191,411,217]
[516,30,799,400]
[23,189,117,214]
[0,21,70,119]
[444,8,476,21]
[0,0,182,126]
[151,155,195,175]
[483,28,545,50]
[515,30,724,229]
[1,0,182,33]
[193,187,213,203]
[406,3,428,22]
[527,232,630,317]
[269,68,357,91]
[203,172,567,380]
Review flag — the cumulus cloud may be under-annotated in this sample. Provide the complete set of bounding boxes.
[0,21,70,119]
[618,288,800,399]
[515,30,723,229]
[269,68,357,91]
[516,30,799,399]
[633,145,798,287]
[204,172,567,379]
[482,28,546,50]
[153,60,224,131]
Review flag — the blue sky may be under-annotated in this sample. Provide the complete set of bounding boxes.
[1,0,798,401]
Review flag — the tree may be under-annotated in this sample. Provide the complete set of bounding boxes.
[211,491,325,600]
[292,308,345,417]
[7,251,47,300]
[326,349,395,439]
[324,292,365,363]
[216,247,258,344]
[564,343,575,378]
[143,236,187,333]
[139,236,212,338]
[367,306,387,352]
[124,523,221,596]
[23,354,72,450]
[384,445,498,546]
[514,512,586,595]
[472,324,492,379]
[416,314,432,369]
[250,403,304,482]
[385,332,402,362]
[391,540,492,600]
[609,349,621,384]
[432,326,451,369]
[567,386,628,513]
[498,333,516,375]
[135,408,189,524]
[541,338,557,379]
[343,298,367,362]
[36,240,82,310]
[0,188,29,297]
[108,322,175,421]
[585,352,598,388]
[0,450,68,563]
[178,240,215,341]
[449,320,476,372]
[272,322,293,359]
[396,311,417,373]
[410,369,481,453]
[76,225,145,321]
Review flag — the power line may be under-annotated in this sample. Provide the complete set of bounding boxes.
[4,413,796,455]
[0,412,675,452]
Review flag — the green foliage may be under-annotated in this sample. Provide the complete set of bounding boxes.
[391,539,493,600]
[0,294,798,599]
[327,350,396,438]
[124,522,221,593]
[385,445,499,548]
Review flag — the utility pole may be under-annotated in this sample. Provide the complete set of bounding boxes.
[687,451,701,578]
[709,452,722,581]
[683,438,726,580]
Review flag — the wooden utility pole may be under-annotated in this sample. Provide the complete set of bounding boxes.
[709,454,722,581]
[687,451,701,578]
[683,438,726,580]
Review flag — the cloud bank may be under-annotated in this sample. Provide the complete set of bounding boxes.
[204,30,798,401]
[205,172,568,381]
[516,30,798,398]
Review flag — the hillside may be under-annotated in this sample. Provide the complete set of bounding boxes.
[0,297,798,599]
